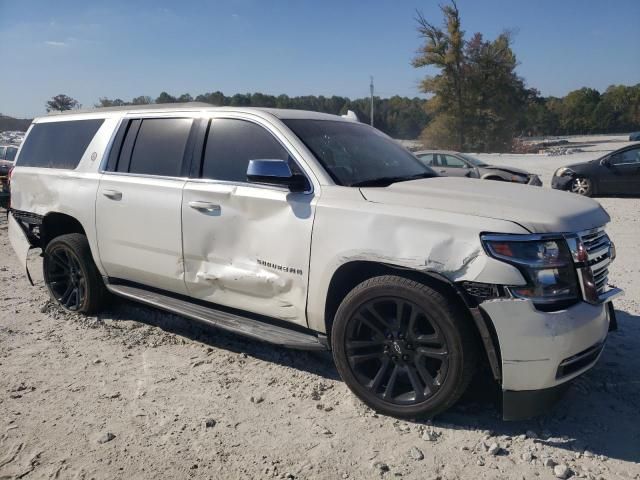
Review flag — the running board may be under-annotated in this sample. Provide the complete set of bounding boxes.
[106,284,327,350]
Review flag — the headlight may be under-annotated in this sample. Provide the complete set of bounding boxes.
[482,235,579,306]
[555,167,575,177]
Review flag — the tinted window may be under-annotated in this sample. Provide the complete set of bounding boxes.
[611,148,640,165]
[5,147,18,162]
[127,118,192,176]
[202,119,289,182]
[17,119,104,169]
[0,147,5,160]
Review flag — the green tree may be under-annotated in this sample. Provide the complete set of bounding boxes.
[155,92,177,104]
[413,1,466,149]
[131,95,153,105]
[46,94,80,112]
[95,97,126,108]
[413,2,527,151]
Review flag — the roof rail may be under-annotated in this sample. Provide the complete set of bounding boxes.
[46,102,215,116]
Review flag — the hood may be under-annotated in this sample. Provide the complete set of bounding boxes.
[360,177,610,233]
[481,165,531,176]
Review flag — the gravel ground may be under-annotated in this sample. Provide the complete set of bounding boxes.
[1,145,639,479]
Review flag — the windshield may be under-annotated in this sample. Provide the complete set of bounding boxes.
[283,119,435,186]
[458,153,488,167]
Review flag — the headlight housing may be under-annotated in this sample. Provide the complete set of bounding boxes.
[481,235,579,306]
[555,167,575,177]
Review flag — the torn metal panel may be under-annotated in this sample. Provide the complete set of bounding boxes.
[306,186,529,334]
[480,298,609,391]
[8,212,35,285]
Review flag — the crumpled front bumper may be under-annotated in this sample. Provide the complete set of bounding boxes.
[479,292,622,420]
[551,174,573,190]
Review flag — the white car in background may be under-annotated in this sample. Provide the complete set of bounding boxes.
[416,150,543,186]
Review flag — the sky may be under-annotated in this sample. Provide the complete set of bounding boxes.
[0,0,639,118]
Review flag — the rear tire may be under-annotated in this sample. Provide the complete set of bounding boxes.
[331,275,477,419]
[43,233,108,314]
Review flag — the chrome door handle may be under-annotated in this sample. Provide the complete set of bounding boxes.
[102,189,122,200]
[189,201,221,215]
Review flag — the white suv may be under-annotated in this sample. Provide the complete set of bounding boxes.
[8,104,621,420]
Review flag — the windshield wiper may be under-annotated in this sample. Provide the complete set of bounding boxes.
[351,172,434,187]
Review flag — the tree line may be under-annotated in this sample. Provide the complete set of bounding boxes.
[93,92,430,140]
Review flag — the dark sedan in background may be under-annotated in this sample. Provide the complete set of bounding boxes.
[551,144,640,196]
[0,145,17,209]
[415,150,543,186]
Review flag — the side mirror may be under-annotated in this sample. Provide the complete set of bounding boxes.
[247,159,309,192]
[601,157,611,167]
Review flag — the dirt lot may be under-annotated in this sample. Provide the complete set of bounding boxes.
[1,152,639,479]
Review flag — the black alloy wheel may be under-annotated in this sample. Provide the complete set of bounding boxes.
[45,244,87,311]
[43,233,108,314]
[332,276,477,418]
[345,297,449,405]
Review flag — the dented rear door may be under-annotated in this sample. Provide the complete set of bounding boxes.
[181,116,316,326]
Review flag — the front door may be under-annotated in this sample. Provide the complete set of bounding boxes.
[181,115,316,325]
[438,154,474,177]
[96,116,195,295]
[599,147,640,194]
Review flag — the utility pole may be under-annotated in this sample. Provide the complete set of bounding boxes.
[369,75,374,126]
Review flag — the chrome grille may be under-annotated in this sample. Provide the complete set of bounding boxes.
[578,227,612,296]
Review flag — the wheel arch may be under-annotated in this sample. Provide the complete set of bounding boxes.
[481,174,506,181]
[41,212,88,249]
[323,260,502,380]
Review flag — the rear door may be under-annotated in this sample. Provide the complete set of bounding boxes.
[96,115,198,294]
[181,114,317,325]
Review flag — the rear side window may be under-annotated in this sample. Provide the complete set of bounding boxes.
[116,118,192,177]
[5,147,18,162]
[17,119,104,169]
[201,119,289,182]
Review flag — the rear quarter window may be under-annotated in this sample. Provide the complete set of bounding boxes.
[16,119,104,169]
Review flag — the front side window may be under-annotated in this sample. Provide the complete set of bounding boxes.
[126,118,193,176]
[283,119,434,186]
[17,119,104,169]
[611,148,640,165]
[201,118,289,182]
[441,154,467,168]
[418,153,436,166]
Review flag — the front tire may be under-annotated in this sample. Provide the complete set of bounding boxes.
[570,177,592,196]
[331,275,477,419]
[43,233,108,314]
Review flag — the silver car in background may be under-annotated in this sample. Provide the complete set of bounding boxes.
[416,150,542,186]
